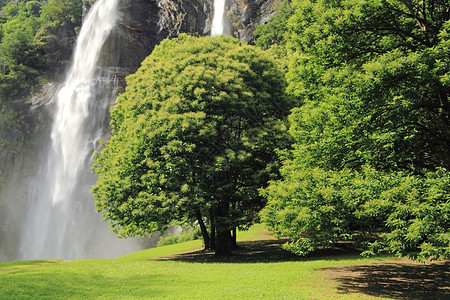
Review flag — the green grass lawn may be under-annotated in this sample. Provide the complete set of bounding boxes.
[0,259,62,273]
[0,225,447,299]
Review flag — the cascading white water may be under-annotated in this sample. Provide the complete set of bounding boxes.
[19,0,143,260]
[211,0,227,36]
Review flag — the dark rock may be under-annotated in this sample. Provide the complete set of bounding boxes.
[116,0,212,71]
[227,0,282,43]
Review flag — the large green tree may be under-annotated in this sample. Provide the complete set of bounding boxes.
[285,0,450,172]
[261,0,450,261]
[92,34,290,255]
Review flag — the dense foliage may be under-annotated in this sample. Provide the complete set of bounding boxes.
[262,166,450,260]
[260,0,450,260]
[286,0,450,172]
[92,34,290,255]
[254,0,292,51]
[254,0,293,75]
[0,0,82,100]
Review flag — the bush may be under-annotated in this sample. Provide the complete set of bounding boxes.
[157,228,200,247]
[261,166,450,261]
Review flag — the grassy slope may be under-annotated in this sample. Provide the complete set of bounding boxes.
[0,225,406,299]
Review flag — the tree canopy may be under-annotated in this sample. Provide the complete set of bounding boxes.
[259,0,450,261]
[92,34,291,255]
[284,0,450,172]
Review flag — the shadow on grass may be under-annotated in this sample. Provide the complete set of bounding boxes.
[154,238,362,263]
[156,239,449,299]
[321,260,450,299]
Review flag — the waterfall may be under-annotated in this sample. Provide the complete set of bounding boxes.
[18,0,143,260]
[211,0,228,36]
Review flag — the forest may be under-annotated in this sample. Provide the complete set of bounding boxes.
[0,0,449,261]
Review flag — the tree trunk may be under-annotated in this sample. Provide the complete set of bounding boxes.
[214,201,232,256]
[195,209,210,250]
[231,227,237,249]
[215,229,232,256]
[230,201,237,249]
[209,208,216,250]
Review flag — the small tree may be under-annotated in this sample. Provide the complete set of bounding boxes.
[92,34,290,255]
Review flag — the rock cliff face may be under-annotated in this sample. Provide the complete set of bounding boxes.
[92,0,280,96]
[115,0,280,72]
[116,0,211,70]
[34,0,280,89]
[228,0,282,42]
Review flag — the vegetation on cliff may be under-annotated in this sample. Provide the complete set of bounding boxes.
[0,0,84,259]
[0,0,82,100]
[0,0,83,180]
